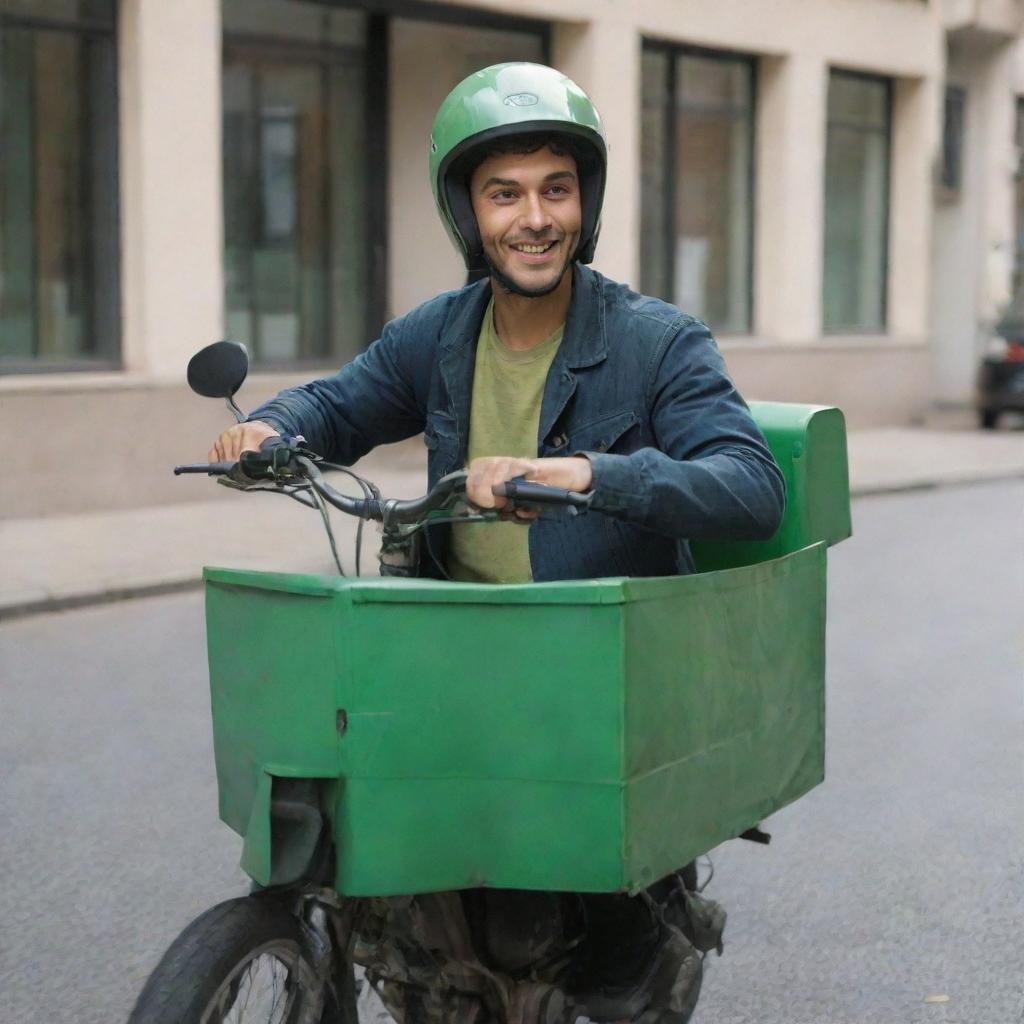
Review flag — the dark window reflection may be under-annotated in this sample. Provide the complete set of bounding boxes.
[222,0,370,367]
[823,71,891,333]
[640,44,754,334]
[0,0,119,369]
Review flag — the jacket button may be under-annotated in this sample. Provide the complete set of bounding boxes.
[550,433,567,448]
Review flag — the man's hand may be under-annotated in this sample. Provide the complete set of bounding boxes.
[208,421,280,463]
[465,456,593,516]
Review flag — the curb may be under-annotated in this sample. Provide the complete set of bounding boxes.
[3,470,1023,622]
[849,467,1024,498]
[0,578,204,624]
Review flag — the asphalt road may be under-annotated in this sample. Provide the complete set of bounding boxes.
[1,481,1021,1024]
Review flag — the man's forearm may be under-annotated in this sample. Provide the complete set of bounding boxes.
[584,445,785,541]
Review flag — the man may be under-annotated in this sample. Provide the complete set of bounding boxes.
[211,63,783,1023]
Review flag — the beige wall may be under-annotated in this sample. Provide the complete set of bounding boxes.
[943,0,1024,36]
[723,340,931,428]
[0,373,423,519]
[119,0,223,379]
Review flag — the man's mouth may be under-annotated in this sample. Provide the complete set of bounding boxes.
[509,240,558,254]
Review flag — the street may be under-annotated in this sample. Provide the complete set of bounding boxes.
[1,481,1021,1024]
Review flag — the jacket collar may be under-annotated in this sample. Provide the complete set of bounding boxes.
[437,263,609,368]
[558,264,608,370]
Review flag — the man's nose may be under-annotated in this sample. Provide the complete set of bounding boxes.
[520,192,551,233]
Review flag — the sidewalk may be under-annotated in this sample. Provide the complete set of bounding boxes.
[3,423,1022,619]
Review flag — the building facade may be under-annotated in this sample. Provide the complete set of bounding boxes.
[1,0,1022,517]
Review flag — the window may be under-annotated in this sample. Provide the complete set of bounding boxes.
[0,0,120,371]
[640,44,754,334]
[940,85,966,193]
[222,0,377,367]
[823,71,891,333]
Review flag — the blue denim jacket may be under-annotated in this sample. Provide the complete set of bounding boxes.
[250,265,785,580]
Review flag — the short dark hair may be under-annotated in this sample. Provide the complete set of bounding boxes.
[475,131,575,161]
[460,131,584,185]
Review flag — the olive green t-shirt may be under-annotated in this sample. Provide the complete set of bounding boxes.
[448,299,564,583]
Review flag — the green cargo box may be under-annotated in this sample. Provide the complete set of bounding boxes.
[203,402,850,896]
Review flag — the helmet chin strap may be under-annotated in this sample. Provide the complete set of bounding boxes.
[483,251,575,299]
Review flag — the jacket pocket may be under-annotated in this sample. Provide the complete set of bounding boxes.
[566,410,640,455]
[423,423,460,475]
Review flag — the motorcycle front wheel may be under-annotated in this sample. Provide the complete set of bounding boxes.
[128,895,352,1024]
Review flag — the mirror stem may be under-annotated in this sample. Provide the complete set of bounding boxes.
[225,396,246,424]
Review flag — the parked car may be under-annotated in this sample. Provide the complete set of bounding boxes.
[977,290,1024,429]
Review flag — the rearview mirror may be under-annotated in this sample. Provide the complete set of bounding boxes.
[187,340,249,399]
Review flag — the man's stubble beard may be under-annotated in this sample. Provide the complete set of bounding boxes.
[485,246,576,299]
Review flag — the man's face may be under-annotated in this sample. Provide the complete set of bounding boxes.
[469,146,582,297]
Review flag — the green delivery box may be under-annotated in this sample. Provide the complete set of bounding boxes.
[203,403,850,896]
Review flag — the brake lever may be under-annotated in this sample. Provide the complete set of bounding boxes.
[234,435,317,482]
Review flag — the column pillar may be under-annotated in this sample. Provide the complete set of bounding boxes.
[754,53,827,342]
[553,15,641,288]
[889,74,940,339]
[119,0,223,379]
[976,41,1017,325]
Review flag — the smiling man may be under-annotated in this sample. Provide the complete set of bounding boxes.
[210,63,784,1024]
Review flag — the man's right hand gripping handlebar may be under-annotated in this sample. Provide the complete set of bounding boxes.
[465,455,594,520]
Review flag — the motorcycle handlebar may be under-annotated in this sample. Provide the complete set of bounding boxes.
[302,462,467,523]
[175,444,593,524]
[173,462,234,476]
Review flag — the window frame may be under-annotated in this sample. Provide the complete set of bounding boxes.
[222,18,385,369]
[822,66,893,336]
[639,38,757,336]
[342,0,550,41]
[0,1,121,374]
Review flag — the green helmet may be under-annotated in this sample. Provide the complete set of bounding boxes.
[429,62,608,270]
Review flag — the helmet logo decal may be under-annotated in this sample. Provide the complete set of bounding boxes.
[503,92,539,107]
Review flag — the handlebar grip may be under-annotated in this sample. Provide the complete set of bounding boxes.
[492,478,593,508]
[174,462,234,475]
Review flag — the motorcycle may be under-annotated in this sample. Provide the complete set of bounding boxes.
[127,341,851,1024]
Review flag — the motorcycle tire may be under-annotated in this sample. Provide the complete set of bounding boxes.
[127,894,352,1024]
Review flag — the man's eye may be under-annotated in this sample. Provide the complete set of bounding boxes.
[493,190,516,201]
